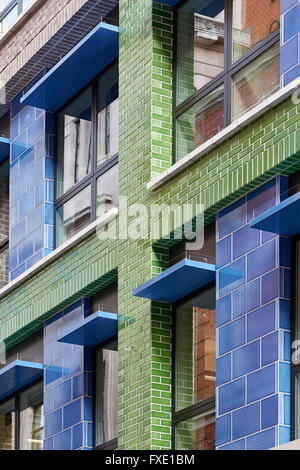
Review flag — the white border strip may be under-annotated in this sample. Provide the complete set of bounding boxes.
[0,207,118,298]
[147,77,300,191]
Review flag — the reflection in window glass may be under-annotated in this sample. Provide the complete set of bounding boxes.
[0,399,15,450]
[176,412,215,450]
[95,339,118,447]
[22,0,35,11]
[177,0,225,105]
[96,165,118,219]
[56,87,92,198]
[20,382,43,450]
[56,185,91,246]
[0,5,18,37]
[232,0,280,63]
[176,285,216,412]
[176,85,224,161]
[232,42,280,121]
[97,63,119,167]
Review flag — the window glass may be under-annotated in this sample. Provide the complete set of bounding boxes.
[175,411,215,450]
[22,0,35,11]
[19,382,43,450]
[56,87,92,198]
[56,185,91,245]
[96,165,118,219]
[231,42,280,121]
[232,0,280,63]
[0,399,15,450]
[176,285,216,412]
[0,5,18,37]
[176,84,224,161]
[177,0,225,105]
[95,339,118,447]
[97,63,119,167]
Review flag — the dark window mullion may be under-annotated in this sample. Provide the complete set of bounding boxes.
[15,392,20,451]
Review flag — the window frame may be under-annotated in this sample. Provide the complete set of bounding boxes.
[54,59,119,248]
[173,0,281,162]
[172,281,216,449]
[93,334,118,451]
[0,0,33,30]
[291,235,300,442]
[0,377,43,451]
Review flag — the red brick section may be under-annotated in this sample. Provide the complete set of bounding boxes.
[243,0,280,47]
[0,177,9,288]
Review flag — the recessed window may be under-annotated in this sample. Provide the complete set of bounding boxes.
[174,284,216,450]
[0,381,43,450]
[55,62,119,246]
[95,338,118,448]
[175,0,280,161]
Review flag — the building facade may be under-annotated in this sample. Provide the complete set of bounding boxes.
[0,0,299,450]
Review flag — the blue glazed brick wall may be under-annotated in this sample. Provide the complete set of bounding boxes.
[43,298,94,450]
[216,176,292,450]
[9,89,55,280]
[281,0,300,86]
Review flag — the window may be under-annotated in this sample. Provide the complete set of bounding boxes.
[94,338,118,449]
[0,381,43,450]
[0,0,35,38]
[174,284,216,450]
[56,62,119,246]
[175,0,280,161]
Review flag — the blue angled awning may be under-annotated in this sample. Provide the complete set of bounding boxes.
[0,360,43,402]
[0,137,10,163]
[20,22,119,112]
[133,259,216,303]
[57,311,118,347]
[249,192,300,237]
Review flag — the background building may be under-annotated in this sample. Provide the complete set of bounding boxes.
[0,0,299,450]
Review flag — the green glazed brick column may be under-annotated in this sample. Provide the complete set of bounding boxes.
[118,0,174,450]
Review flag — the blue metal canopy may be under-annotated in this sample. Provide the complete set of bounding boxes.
[20,22,119,112]
[0,360,43,402]
[0,137,10,163]
[133,259,216,303]
[57,311,118,347]
[249,192,300,237]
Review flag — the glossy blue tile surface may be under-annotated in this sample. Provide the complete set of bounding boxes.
[247,240,276,281]
[219,439,245,450]
[233,224,260,260]
[279,426,291,445]
[262,331,278,366]
[247,302,276,342]
[218,378,245,414]
[261,269,279,304]
[281,36,298,74]
[247,179,276,222]
[216,294,231,327]
[54,380,71,409]
[279,362,291,393]
[219,317,245,355]
[63,399,82,429]
[53,429,71,450]
[216,235,231,268]
[219,257,245,297]
[44,409,62,438]
[247,365,275,403]
[232,279,260,318]
[261,395,278,429]
[216,354,231,386]
[246,428,275,450]
[72,423,83,450]
[216,413,231,446]
[284,3,300,42]
[279,299,291,329]
[219,198,246,239]
[232,402,260,440]
[281,0,298,14]
[233,341,260,378]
